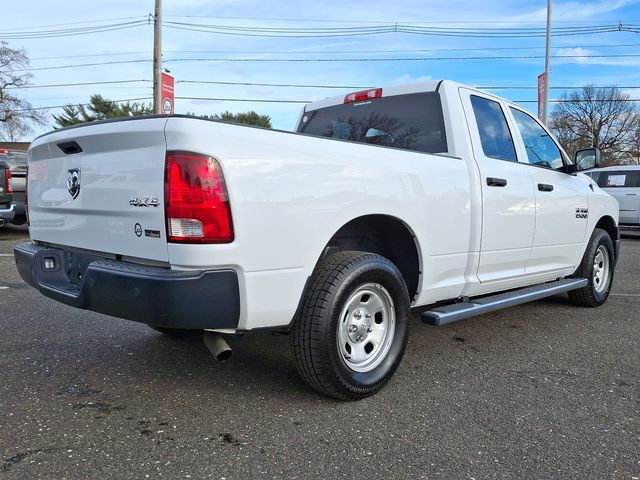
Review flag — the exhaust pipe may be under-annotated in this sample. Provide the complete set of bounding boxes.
[203,332,232,361]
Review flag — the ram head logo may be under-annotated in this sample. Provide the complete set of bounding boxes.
[67,168,81,199]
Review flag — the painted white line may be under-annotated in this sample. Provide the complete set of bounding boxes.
[0,254,14,257]
[610,293,640,297]
[0,286,9,290]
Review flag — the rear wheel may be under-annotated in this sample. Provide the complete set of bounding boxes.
[291,251,410,400]
[568,228,615,307]
[11,215,27,226]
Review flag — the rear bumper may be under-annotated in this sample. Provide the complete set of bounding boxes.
[0,203,15,222]
[14,242,240,330]
[9,190,25,216]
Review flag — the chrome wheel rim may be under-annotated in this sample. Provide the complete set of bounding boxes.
[337,283,396,373]
[593,245,611,294]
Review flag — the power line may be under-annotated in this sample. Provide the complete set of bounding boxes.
[0,20,148,40]
[163,14,639,25]
[175,96,310,104]
[16,52,640,72]
[31,52,150,61]
[0,16,146,32]
[177,80,369,89]
[5,80,151,90]
[162,20,639,38]
[165,43,640,53]
[7,78,640,92]
[176,96,640,104]
[18,95,640,113]
[12,97,153,113]
[2,16,637,41]
[162,53,640,63]
[27,43,640,62]
[15,59,150,72]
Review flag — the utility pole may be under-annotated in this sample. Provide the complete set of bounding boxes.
[153,0,162,114]
[543,0,552,125]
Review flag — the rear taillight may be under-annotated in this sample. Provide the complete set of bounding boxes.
[5,169,11,194]
[344,88,382,104]
[165,152,234,243]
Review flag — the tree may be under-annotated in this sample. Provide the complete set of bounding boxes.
[0,41,46,138]
[549,85,639,165]
[0,116,32,142]
[53,94,153,127]
[188,110,272,128]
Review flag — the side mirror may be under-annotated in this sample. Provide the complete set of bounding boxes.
[574,148,602,171]
[365,128,394,144]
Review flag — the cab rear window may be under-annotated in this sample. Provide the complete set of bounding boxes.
[297,92,448,154]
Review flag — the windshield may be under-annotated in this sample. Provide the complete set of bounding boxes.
[297,92,448,154]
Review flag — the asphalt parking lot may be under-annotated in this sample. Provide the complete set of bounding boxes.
[0,225,638,479]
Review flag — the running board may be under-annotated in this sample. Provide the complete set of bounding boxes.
[421,278,587,326]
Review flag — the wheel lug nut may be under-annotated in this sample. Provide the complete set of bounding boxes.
[348,325,357,333]
[365,312,371,318]
[367,326,372,333]
[354,310,362,319]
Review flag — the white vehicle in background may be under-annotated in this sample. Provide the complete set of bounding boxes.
[15,80,620,400]
[583,165,640,230]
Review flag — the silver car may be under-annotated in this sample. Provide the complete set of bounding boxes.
[586,165,640,230]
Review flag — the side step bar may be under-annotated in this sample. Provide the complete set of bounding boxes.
[421,278,587,326]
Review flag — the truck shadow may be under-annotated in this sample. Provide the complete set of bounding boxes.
[110,328,322,401]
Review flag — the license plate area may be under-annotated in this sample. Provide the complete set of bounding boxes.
[34,248,102,295]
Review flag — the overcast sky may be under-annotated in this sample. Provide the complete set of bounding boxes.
[2,0,639,137]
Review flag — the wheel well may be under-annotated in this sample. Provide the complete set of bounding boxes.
[595,216,618,242]
[320,215,421,300]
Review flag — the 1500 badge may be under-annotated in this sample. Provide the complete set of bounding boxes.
[576,208,589,219]
[129,196,160,207]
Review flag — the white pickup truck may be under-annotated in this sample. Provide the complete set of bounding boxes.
[15,80,619,400]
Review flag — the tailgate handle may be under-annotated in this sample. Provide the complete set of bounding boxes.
[57,141,83,155]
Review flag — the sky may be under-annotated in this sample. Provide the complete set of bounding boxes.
[2,0,640,138]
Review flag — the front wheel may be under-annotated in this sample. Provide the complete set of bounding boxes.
[568,228,615,307]
[291,251,410,400]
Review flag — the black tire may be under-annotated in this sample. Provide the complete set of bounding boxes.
[291,251,410,400]
[11,215,27,226]
[149,326,197,337]
[568,228,615,307]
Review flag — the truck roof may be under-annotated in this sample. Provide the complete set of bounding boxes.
[303,80,470,112]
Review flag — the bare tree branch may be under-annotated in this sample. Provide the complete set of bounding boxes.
[0,41,47,137]
[550,85,639,165]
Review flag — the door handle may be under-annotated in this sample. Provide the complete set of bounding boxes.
[538,183,554,192]
[626,193,637,196]
[486,177,507,187]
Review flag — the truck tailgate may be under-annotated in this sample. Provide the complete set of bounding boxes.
[28,118,170,263]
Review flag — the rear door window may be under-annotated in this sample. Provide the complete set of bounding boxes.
[597,171,640,188]
[298,92,448,154]
[469,95,517,162]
